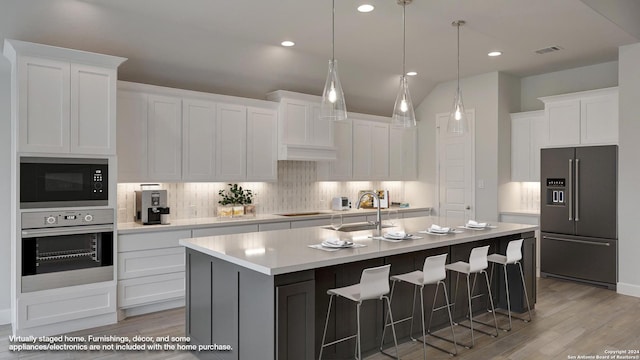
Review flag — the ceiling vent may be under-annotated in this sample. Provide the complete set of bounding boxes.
[535,46,563,55]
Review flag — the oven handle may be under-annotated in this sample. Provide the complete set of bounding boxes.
[21,224,114,238]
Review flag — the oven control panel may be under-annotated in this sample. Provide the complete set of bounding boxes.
[22,209,114,229]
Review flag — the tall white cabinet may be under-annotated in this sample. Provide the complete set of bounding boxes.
[5,40,125,155]
[510,111,546,182]
[4,39,126,336]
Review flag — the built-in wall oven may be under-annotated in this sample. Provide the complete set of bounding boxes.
[21,209,114,292]
[20,157,108,209]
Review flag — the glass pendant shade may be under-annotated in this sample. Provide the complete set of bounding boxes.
[320,59,347,121]
[447,87,468,134]
[391,75,416,128]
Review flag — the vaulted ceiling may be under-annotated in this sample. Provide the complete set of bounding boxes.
[1,0,639,116]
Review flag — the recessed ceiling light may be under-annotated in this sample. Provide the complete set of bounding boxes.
[488,51,502,57]
[357,4,375,13]
[406,71,418,76]
[281,41,295,47]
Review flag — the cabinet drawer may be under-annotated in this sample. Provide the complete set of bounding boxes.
[290,218,329,229]
[118,247,185,280]
[259,222,291,232]
[192,224,259,237]
[402,210,431,218]
[118,272,185,308]
[118,230,191,252]
[18,284,116,329]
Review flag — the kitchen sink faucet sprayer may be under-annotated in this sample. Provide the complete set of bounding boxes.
[356,191,382,236]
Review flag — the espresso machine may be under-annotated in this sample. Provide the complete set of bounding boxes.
[135,188,170,225]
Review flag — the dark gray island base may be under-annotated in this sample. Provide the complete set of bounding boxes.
[180,217,537,360]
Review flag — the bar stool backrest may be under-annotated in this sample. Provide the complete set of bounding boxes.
[359,264,391,301]
[422,253,448,284]
[469,245,490,273]
[506,239,524,264]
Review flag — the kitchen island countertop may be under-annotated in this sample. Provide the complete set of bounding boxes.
[179,216,538,275]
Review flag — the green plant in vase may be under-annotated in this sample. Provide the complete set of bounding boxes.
[218,184,255,217]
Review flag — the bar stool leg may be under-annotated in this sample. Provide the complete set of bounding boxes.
[319,295,334,360]
[503,264,513,331]
[483,270,500,337]
[425,280,458,356]
[409,284,418,340]
[356,302,361,360]
[441,281,458,355]
[380,280,396,349]
[419,286,427,360]
[466,274,475,347]
[383,295,400,360]
[518,262,533,322]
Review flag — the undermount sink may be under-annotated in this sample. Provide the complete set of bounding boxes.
[278,211,328,217]
[323,222,394,232]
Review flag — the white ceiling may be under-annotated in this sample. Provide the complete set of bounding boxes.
[1,0,639,116]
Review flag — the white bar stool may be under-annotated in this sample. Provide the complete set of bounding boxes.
[381,253,457,359]
[319,264,399,360]
[445,245,499,348]
[487,238,532,331]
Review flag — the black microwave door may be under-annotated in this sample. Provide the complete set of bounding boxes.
[21,163,92,203]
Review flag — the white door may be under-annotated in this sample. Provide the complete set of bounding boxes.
[436,110,475,223]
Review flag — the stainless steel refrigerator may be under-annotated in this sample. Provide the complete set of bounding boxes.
[540,145,617,289]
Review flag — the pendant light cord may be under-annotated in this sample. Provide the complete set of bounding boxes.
[402,2,406,76]
[456,22,460,91]
[332,0,335,61]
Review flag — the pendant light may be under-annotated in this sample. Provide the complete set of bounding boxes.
[447,20,468,134]
[391,0,416,128]
[320,0,347,121]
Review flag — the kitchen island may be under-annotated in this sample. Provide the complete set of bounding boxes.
[179,217,537,360]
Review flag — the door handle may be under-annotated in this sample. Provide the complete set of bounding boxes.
[575,158,580,222]
[568,159,573,221]
[542,236,610,246]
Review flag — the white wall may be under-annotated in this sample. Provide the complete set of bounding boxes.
[0,58,11,324]
[617,42,640,297]
[520,61,618,111]
[409,71,509,222]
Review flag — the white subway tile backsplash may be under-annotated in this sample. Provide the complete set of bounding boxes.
[117,161,405,223]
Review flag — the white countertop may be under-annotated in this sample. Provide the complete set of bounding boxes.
[179,216,538,276]
[117,206,431,234]
[499,210,540,216]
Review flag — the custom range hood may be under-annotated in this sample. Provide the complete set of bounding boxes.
[267,90,338,161]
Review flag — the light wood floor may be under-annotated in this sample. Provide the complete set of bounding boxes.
[1,277,639,359]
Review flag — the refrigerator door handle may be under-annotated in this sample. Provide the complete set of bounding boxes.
[575,158,580,221]
[542,235,610,247]
[568,158,573,221]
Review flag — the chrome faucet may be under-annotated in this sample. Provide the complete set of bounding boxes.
[356,191,382,236]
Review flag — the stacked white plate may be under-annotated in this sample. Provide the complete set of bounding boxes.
[383,231,413,240]
[465,220,488,229]
[321,239,354,248]
[427,224,451,234]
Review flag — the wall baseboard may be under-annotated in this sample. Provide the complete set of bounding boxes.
[0,308,11,325]
[617,282,640,298]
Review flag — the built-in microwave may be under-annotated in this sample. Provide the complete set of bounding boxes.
[20,157,109,209]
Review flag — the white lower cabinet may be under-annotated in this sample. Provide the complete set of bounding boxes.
[117,230,190,314]
[192,224,259,237]
[118,272,185,308]
[18,283,116,330]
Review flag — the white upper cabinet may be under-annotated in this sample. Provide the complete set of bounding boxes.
[117,82,278,183]
[117,90,148,182]
[539,87,618,147]
[352,119,389,180]
[510,110,546,182]
[147,94,182,181]
[3,39,126,155]
[317,119,353,181]
[182,99,216,181]
[216,104,247,180]
[247,107,278,181]
[389,127,417,180]
[70,64,117,154]
[266,91,336,161]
